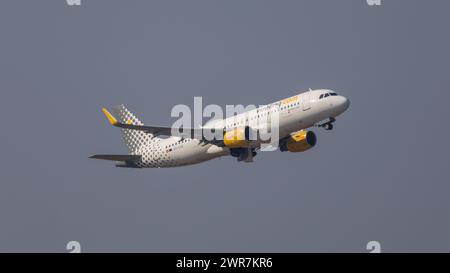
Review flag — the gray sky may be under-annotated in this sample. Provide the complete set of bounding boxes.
[0,0,449,252]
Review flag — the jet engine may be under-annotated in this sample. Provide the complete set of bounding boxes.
[279,130,317,152]
[223,126,251,148]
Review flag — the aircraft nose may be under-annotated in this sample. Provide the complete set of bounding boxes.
[337,96,350,112]
[342,97,350,110]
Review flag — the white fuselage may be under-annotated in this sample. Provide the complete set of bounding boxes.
[132,89,349,168]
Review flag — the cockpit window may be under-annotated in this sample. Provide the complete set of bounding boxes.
[320,92,338,99]
[319,92,339,100]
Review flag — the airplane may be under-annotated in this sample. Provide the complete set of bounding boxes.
[90,89,350,168]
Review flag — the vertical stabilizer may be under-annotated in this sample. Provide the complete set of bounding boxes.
[111,105,157,153]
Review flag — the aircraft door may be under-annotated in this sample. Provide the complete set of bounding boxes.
[302,92,311,111]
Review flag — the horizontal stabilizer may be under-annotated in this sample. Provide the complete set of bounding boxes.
[88,154,141,162]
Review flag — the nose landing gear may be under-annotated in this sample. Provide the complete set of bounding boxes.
[323,123,334,130]
[315,117,336,131]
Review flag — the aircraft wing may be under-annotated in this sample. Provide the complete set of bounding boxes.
[101,108,215,141]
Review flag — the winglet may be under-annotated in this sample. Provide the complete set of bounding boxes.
[102,107,118,125]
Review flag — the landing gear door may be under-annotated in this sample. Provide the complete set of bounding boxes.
[302,92,311,111]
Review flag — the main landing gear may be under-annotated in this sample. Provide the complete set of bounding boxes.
[230,148,257,162]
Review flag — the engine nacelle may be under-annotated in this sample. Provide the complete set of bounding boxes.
[223,126,251,148]
[280,130,317,152]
